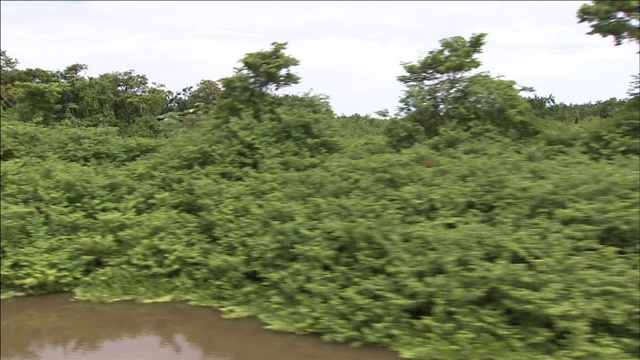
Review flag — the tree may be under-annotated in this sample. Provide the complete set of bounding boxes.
[395,33,485,139]
[388,33,539,149]
[374,109,390,119]
[218,42,301,118]
[0,51,19,109]
[55,64,89,120]
[188,79,221,106]
[94,70,159,124]
[629,73,640,97]
[55,63,88,83]
[71,70,167,127]
[219,42,300,95]
[237,41,300,93]
[14,82,68,125]
[397,33,487,118]
[163,86,193,112]
[1,61,59,112]
[577,0,640,47]
[526,93,557,118]
[1,50,19,72]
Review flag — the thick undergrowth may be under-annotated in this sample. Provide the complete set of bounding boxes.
[2,36,639,360]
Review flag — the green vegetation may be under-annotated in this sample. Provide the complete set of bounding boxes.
[2,3,639,359]
[577,0,639,47]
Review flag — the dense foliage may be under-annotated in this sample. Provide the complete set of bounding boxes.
[2,6,639,359]
[577,0,640,47]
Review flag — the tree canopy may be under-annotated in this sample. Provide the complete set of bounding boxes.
[577,0,640,47]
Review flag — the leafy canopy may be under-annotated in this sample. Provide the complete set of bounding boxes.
[398,33,487,115]
[577,0,640,47]
[1,49,19,72]
[221,41,300,95]
[389,33,538,150]
[217,42,301,119]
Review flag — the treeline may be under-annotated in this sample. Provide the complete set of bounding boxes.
[1,2,639,358]
[0,49,220,132]
[0,47,633,139]
[527,94,628,123]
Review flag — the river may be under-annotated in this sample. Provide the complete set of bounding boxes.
[1,293,404,360]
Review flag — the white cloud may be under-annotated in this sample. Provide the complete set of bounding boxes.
[1,0,638,115]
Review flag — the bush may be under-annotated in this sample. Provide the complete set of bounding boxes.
[582,96,640,159]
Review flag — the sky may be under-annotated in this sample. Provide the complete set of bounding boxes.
[1,1,638,116]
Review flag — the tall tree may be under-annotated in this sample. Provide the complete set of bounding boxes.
[1,50,20,109]
[395,33,487,139]
[55,64,89,120]
[397,33,487,116]
[1,53,60,112]
[189,79,221,106]
[1,50,19,72]
[236,41,300,93]
[55,63,88,83]
[388,33,538,149]
[14,82,68,125]
[577,0,640,47]
[218,42,301,117]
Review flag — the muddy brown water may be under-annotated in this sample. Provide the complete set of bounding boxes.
[1,293,404,360]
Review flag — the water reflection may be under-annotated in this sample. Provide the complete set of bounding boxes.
[1,293,403,360]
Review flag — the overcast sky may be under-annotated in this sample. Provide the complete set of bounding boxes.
[1,1,638,115]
